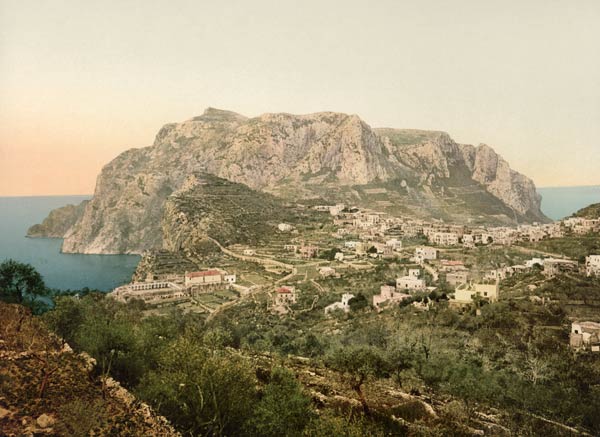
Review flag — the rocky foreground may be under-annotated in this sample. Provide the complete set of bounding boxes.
[29,108,548,254]
[0,302,179,436]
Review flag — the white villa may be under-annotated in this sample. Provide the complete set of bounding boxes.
[451,282,499,306]
[395,274,426,291]
[415,246,437,263]
[570,321,600,352]
[324,293,355,314]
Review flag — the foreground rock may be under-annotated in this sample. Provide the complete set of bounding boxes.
[0,302,179,436]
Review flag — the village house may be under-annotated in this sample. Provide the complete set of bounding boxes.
[430,232,460,246]
[324,293,354,315]
[542,258,578,277]
[586,255,600,277]
[319,266,338,278]
[484,267,513,282]
[396,272,426,291]
[272,286,297,314]
[451,282,499,306]
[299,245,319,259]
[283,244,298,253]
[446,271,469,287]
[386,238,403,251]
[570,321,600,352]
[415,246,437,263]
[334,252,344,261]
[462,234,475,248]
[277,223,294,232]
[329,203,346,216]
[184,269,236,290]
[373,285,410,310]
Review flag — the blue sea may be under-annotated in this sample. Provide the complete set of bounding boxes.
[0,196,139,292]
[538,185,600,220]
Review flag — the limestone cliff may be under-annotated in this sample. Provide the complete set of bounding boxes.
[34,108,548,254]
[27,200,88,238]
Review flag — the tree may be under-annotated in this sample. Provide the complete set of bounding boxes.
[348,293,369,312]
[326,346,389,414]
[0,259,47,310]
[248,367,314,436]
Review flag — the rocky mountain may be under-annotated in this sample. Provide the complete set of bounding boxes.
[31,108,548,254]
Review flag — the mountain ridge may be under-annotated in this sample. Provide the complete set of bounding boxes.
[29,108,549,254]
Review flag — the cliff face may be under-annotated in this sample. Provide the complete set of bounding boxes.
[36,108,547,254]
[27,200,89,238]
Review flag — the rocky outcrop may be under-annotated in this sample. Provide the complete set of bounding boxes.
[27,200,88,238]
[34,108,548,254]
[0,302,179,436]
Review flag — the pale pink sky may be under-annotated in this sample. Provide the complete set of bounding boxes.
[1,0,599,196]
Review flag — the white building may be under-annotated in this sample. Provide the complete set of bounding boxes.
[319,266,337,278]
[451,282,499,306]
[386,239,403,251]
[430,232,460,246]
[408,268,420,278]
[324,293,354,314]
[415,246,437,263]
[184,269,236,288]
[278,223,294,232]
[396,275,426,291]
[586,255,600,277]
[110,281,185,304]
[570,321,600,352]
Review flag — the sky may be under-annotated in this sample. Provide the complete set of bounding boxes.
[1,0,599,196]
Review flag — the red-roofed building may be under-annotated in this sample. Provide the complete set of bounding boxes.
[274,286,297,308]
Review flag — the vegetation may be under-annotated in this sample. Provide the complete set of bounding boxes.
[573,202,600,218]
[3,261,600,435]
[0,259,49,313]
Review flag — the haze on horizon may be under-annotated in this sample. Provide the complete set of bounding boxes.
[1,0,599,196]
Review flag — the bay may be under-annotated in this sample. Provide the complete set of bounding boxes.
[0,196,139,292]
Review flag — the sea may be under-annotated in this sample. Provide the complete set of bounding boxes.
[0,186,598,291]
[0,196,140,292]
[537,185,600,221]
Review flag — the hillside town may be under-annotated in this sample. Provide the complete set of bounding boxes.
[110,203,600,353]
